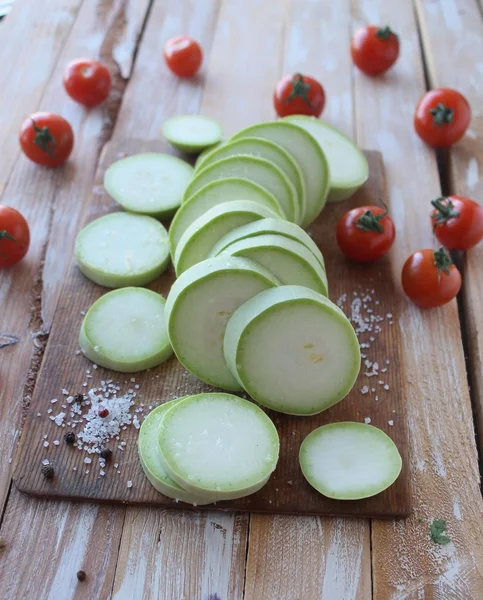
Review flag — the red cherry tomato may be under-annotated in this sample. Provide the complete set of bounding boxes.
[0,205,30,268]
[351,26,400,76]
[431,195,483,251]
[19,113,74,167]
[164,36,203,77]
[401,248,461,308]
[414,88,471,148]
[273,73,326,118]
[336,206,395,262]
[63,58,112,107]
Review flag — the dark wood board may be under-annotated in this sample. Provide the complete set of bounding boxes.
[13,140,411,518]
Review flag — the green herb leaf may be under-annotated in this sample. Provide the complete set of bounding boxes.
[430,519,451,545]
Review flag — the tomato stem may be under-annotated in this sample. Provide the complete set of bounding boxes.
[376,26,396,40]
[0,230,17,243]
[285,73,313,108]
[31,119,56,157]
[431,197,459,230]
[354,208,387,233]
[433,247,453,281]
[430,103,453,126]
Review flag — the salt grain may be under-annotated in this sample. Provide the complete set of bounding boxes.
[388,420,394,426]
[364,417,372,424]
[53,440,60,446]
[42,459,50,465]
[127,480,133,488]
[43,441,49,447]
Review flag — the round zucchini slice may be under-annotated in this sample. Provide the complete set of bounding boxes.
[224,286,360,415]
[162,115,223,154]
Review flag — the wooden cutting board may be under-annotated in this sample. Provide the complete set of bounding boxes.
[13,140,411,518]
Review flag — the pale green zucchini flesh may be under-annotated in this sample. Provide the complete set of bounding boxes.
[162,115,223,154]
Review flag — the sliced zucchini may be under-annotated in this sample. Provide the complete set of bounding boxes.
[232,121,329,226]
[174,200,279,275]
[104,153,193,219]
[139,399,213,505]
[158,393,279,500]
[284,116,368,203]
[196,137,306,224]
[169,178,284,255]
[162,115,223,154]
[79,287,172,373]
[183,155,299,223]
[209,217,325,271]
[299,423,402,499]
[194,141,225,169]
[75,212,170,288]
[224,286,360,415]
[217,234,328,296]
[165,256,279,390]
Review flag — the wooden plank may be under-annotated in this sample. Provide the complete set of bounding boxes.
[0,488,123,600]
[0,0,152,512]
[111,510,248,599]
[243,0,371,597]
[415,0,483,469]
[351,0,483,597]
[14,143,410,518]
[0,0,84,194]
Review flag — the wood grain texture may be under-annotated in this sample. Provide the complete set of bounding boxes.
[14,143,410,518]
[0,0,83,195]
[0,488,123,600]
[351,0,483,597]
[415,0,483,467]
[0,0,153,513]
[111,510,248,600]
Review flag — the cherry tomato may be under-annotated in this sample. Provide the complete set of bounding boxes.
[431,195,483,251]
[19,113,74,167]
[351,26,399,76]
[0,205,30,268]
[414,88,471,148]
[63,58,111,107]
[336,206,395,262]
[273,73,326,118]
[401,247,461,308]
[164,36,202,77]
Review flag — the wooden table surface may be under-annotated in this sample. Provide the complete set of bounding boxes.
[1,0,483,598]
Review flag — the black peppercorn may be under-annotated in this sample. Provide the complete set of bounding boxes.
[100,448,112,460]
[64,432,76,445]
[41,464,54,479]
[76,570,86,582]
[73,393,84,404]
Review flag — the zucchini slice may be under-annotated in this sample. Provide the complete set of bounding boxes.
[299,422,402,499]
[104,153,193,219]
[217,234,328,296]
[158,393,280,500]
[173,200,279,275]
[165,256,279,390]
[232,121,329,226]
[75,212,170,288]
[284,116,368,203]
[169,178,284,255]
[209,217,325,271]
[183,155,299,223]
[139,399,213,505]
[162,115,223,154]
[224,286,360,415]
[79,287,172,372]
[196,137,306,224]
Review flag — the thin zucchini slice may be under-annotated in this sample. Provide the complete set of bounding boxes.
[79,287,172,373]
[224,286,360,415]
[139,399,213,505]
[209,217,325,271]
[158,393,280,500]
[196,137,306,224]
[174,200,280,275]
[217,234,328,296]
[299,422,402,499]
[194,141,225,169]
[75,212,170,288]
[183,155,299,223]
[104,153,193,219]
[165,256,279,390]
[232,121,329,226]
[162,115,223,154]
[284,116,368,203]
[169,178,284,255]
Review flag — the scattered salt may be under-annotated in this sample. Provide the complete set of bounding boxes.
[53,440,60,446]
[62,389,69,396]
[388,420,394,426]
[84,457,92,464]
[42,459,50,465]
[384,384,390,391]
[361,386,369,395]
[127,480,133,488]
[43,441,49,447]
[364,417,372,424]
